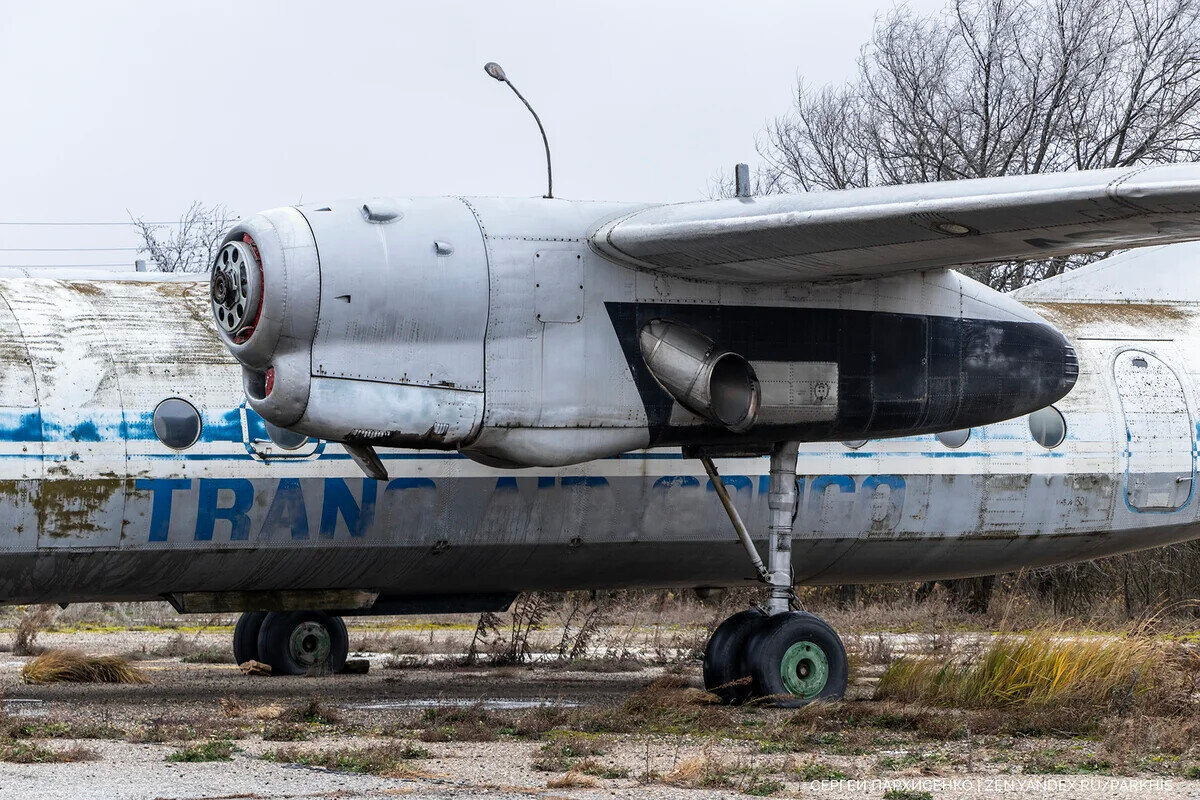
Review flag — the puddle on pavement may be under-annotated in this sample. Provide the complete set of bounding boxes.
[2,698,46,716]
[345,698,583,711]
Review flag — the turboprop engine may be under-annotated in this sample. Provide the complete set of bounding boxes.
[209,191,1088,473]
[210,200,488,456]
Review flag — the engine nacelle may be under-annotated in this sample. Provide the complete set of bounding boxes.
[211,199,489,451]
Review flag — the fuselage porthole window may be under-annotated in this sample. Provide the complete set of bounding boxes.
[266,421,309,451]
[1029,405,1066,449]
[936,428,971,448]
[153,398,202,450]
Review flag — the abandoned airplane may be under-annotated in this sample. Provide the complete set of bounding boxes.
[0,165,1197,705]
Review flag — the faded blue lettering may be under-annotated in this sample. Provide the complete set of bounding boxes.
[260,477,309,539]
[706,475,752,494]
[385,477,436,492]
[195,478,254,541]
[653,476,701,490]
[136,478,191,542]
[320,478,376,538]
[561,476,609,488]
[806,475,855,516]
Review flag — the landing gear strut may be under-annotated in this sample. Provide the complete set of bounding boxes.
[231,610,350,675]
[701,442,848,706]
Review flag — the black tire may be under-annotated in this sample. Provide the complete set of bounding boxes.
[232,611,267,666]
[744,611,847,707]
[702,608,767,705]
[256,611,349,676]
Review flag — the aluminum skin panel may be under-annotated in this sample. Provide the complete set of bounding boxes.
[305,198,487,392]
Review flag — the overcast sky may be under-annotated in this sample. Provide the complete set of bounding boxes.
[0,0,945,269]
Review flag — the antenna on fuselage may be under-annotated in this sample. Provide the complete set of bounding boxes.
[484,61,554,199]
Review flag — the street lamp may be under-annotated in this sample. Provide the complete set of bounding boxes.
[484,61,554,199]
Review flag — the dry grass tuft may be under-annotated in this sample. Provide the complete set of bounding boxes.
[876,632,1162,709]
[21,650,146,684]
[0,740,98,763]
[531,734,609,772]
[546,770,602,788]
[287,698,341,725]
[249,703,286,722]
[166,740,234,762]
[265,742,430,777]
[657,752,782,792]
[418,703,501,742]
[662,754,713,785]
[12,604,55,656]
[585,675,730,734]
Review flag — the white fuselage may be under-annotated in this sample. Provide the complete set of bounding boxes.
[0,243,1193,607]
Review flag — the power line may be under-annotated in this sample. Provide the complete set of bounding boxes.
[0,247,141,252]
[0,221,178,226]
[0,266,136,272]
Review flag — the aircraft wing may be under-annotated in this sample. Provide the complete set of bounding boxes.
[590,164,1200,282]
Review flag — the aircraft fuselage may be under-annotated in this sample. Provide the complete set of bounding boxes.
[0,252,1194,610]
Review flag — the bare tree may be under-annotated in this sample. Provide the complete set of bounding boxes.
[744,0,1200,290]
[131,202,236,273]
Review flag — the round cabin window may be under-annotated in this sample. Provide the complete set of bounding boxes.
[1029,405,1066,449]
[266,421,308,450]
[936,428,971,448]
[153,398,202,450]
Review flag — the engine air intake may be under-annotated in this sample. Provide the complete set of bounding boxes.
[211,239,262,342]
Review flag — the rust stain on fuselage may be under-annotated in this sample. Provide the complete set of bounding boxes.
[1030,301,1193,330]
[36,479,123,537]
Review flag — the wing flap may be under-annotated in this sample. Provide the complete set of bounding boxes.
[591,164,1200,282]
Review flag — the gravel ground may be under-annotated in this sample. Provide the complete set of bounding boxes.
[0,628,1195,799]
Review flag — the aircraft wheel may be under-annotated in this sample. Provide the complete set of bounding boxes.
[232,611,267,666]
[702,608,767,705]
[256,611,349,676]
[744,611,847,707]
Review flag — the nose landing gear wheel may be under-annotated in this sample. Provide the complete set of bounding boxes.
[702,608,766,705]
[255,611,349,676]
[744,611,847,707]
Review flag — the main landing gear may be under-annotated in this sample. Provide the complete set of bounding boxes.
[232,610,350,675]
[700,442,848,706]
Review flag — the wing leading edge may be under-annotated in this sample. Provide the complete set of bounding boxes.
[590,164,1200,283]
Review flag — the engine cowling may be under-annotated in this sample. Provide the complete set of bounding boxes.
[211,199,489,451]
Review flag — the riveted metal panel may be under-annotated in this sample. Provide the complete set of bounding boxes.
[0,286,41,553]
[306,197,487,391]
[7,281,126,549]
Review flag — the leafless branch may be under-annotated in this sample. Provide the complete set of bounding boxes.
[130,202,236,273]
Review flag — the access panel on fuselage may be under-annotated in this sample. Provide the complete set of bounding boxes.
[1113,349,1194,511]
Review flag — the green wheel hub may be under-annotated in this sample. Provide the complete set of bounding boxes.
[288,621,332,669]
[779,640,830,699]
